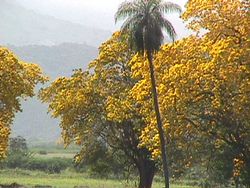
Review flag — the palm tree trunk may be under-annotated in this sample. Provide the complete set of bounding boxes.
[147,52,170,188]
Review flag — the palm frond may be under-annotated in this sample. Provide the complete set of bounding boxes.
[145,17,164,52]
[159,2,182,15]
[115,0,180,53]
[115,1,140,23]
[150,11,176,41]
[133,25,144,53]
[120,14,143,32]
[161,19,176,42]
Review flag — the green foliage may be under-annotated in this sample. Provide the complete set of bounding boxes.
[1,137,72,174]
[2,136,32,169]
[27,158,72,174]
[9,136,28,152]
[75,141,126,178]
[206,147,234,186]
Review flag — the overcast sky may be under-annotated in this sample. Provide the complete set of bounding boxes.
[15,0,191,39]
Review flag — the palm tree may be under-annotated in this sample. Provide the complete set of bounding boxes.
[115,1,181,187]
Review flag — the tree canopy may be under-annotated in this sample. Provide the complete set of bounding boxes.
[129,0,249,185]
[40,33,158,188]
[115,0,181,54]
[0,47,47,159]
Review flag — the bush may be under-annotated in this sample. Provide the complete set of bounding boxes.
[4,151,31,169]
[38,150,47,155]
[27,158,72,173]
[3,136,32,169]
[75,142,126,178]
[1,136,73,174]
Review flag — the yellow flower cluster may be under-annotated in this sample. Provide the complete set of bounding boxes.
[0,121,10,159]
[0,47,47,159]
[129,0,250,164]
[233,157,244,178]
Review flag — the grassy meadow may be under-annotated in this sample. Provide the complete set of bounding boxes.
[0,169,198,188]
[30,144,77,159]
[0,144,198,188]
[0,169,197,188]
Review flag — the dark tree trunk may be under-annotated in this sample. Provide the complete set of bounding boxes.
[137,158,156,188]
[147,52,170,188]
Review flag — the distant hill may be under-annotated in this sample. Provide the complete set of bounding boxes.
[0,0,111,47]
[0,0,107,145]
[9,43,98,79]
[9,43,98,143]
[12,99,61,145]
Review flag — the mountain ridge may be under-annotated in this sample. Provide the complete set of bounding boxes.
[0,0,111,47]
[8,43,98,78]
[9,42,98,144]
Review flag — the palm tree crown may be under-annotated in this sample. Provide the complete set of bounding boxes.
[115,0,182,54]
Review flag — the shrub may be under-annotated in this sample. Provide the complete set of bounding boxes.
[27,158,72,173]
[3,136,32,169]
[38,151,47,155]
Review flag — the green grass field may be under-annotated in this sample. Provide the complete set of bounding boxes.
[30,144,78,159]
[34,152,75,159]
[29,144,79,154]
[0,169,197,188]
[0,144,199,188]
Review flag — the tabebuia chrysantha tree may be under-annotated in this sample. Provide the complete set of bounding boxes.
[40,33,158,188]
[130,0,249,186]
[0,47,47,159]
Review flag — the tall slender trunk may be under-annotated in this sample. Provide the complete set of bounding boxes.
[147,52,170,188]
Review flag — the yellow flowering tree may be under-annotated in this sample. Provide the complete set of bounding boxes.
[39,1,249,185]
[130,0,249,185]
[0,47,47,159]
[40,33,158,188]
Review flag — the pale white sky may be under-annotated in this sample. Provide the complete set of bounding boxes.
[16,0,191,38]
